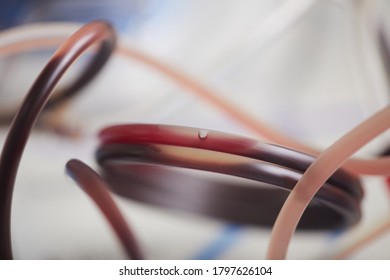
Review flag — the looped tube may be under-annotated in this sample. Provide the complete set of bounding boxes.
[0,21,116,259]
[0,24,113,124]
[96,124,363,230]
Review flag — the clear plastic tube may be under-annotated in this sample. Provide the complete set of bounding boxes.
[266,104,390,259]
[66,159,143,259]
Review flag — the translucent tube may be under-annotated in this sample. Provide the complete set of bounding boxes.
[66,159,143,259]
[0,21,116,259]
[266,105,390,259]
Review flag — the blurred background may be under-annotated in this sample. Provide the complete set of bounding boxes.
[0,0,390,259]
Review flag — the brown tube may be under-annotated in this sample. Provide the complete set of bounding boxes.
[0,21,116,260]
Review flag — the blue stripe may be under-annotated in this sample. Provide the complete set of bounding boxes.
[193,224,243,260]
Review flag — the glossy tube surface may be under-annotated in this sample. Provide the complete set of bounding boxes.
[0,21,116,259]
